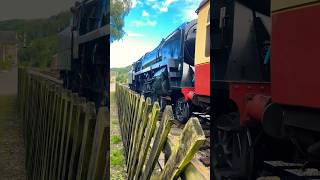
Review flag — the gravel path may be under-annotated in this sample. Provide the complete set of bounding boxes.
[0,68,18,96]
[110,85,127,180]
[0,67,26,180]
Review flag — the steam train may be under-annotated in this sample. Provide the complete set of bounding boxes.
[129,0,320,179]
[128,2,210,123]
[211,0,320,179]
[57,0,109,109]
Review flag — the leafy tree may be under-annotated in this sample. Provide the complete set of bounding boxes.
[110,0,131,42]
[0,11,71,69]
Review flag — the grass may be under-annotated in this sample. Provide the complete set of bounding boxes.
[111,135,121,144]
[0,61,12,70]
[111,118,118,125]
[0,96,26,179]
[110,91,127,179]
[111,149,125,166]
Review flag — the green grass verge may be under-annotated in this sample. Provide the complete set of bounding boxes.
[111,149,125,166]
[0,61,12,70]
[111,135,122,144]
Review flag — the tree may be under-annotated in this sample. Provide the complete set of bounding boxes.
[110,0,131,42]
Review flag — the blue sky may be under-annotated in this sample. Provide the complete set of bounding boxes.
[110,0,202,67]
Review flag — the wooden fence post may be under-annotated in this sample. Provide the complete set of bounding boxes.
[159,118,205,180]
[133,102,161,180]
[67,97,87,180]
[75,102,96,180]
[127,95,145,167]
[141,105,174,180]
[19,69,109,180]
[128,97,152,179]
[86,107,110,180]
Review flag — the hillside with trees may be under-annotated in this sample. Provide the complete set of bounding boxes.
[111,65,131,84]
[0,11,71,68]
[0,0,131,69]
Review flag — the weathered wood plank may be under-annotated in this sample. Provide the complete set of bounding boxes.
[67,98,87,180]
[75,102,96,180]
[56,91,73,180]
[159,117,205,180]
[165,128,210,180]
[39,82,53,179]
[43,85,60,179]
[141,106,174,180]
[52,90,72,180]
[133,102,161,180]
[86,107,109,180]
[49,89,67,180]
[182,159,210,180]
[127,95,145,167]
[60,94,81,180]
[128,97,152,179]
[18,69,114,180]
[47,86,63,180]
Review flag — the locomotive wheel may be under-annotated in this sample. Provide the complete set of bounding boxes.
[175,97,191,123]
[213,113,253,180]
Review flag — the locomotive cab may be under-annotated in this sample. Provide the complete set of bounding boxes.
[176,0,211,123]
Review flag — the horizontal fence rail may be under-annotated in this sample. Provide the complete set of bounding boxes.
[18,68,109,180]
[116,84,205,180]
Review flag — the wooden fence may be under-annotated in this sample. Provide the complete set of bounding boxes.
[116,84,206,180]
[18,68,109,180]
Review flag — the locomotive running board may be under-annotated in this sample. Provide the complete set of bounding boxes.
[263,161,320,179]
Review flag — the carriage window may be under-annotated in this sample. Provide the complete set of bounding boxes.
[205,8,210,57]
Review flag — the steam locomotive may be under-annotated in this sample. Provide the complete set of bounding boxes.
[129,0,320,178]
[211,0,320,179]
[57,0,109,110]
[128,16,211,123]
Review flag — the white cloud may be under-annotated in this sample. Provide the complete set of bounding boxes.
[142,10,150,17]
[131,20,144,26]
[146,0,157,4]
[131,0,143,8]
[149,0,178,13]
[131,19,157,27]
[131,0,137,8]
[111,37,158,68]
[164,0,176,6]
[151,3,159,9]
[147,19,157,26]
[127,32,144,37]
[146,0,201,19]
[159,7,168,12]
[182,7,198,21]
[179,0,202,22]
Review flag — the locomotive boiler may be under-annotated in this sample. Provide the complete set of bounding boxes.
[57,0,109,110]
